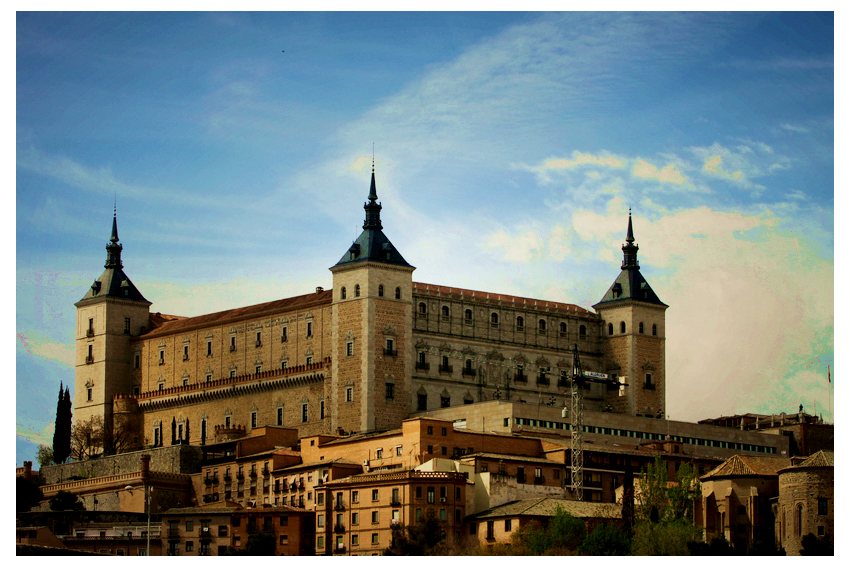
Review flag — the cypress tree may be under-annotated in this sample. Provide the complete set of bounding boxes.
[52,382,72,464]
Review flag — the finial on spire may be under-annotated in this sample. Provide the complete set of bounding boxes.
[625,208,635,244]
[621,210,639,269]
[364,149,382,229]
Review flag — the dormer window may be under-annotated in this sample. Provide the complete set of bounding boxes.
[612,283,622,298]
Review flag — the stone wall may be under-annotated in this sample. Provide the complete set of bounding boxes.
[40,445,202,485]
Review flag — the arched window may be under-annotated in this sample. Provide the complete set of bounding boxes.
[464,309,472,321]
[796,504,803,537]
[560,322,567,334]
[355,284,360,297]
[620,321,626,334]
[378,285,384,297]
[341,287,346,300]
[395,287,401,299]
[418,302,427,315]
[441,305,450,317]
[608,323,614,336]
[579,325,587,339]
[539,319,547,332]
[639,322,644,334]
[652,324,657,336]
[516,316,524,328]
[491,313,499,325]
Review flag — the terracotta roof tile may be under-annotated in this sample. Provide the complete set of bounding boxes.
[701,455,791,480]
[412,282,594,316]
[137,289,333,339]
[468,497,620,520]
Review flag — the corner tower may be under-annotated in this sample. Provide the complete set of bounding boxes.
[74,211,151,433]
[329,163,415,433]
[593,212,668,418]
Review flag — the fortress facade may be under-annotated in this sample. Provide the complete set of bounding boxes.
[74,167,667,451]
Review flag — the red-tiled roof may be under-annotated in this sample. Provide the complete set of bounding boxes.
[701,455,791,480]
[138,289,333,338]
[412,282,594,316]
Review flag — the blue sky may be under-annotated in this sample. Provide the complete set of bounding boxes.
[16,12,834,467]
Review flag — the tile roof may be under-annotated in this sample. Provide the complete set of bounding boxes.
[412,282,594,316]
[468,497,621,521]
[137,289,333,339]
[274,458,362,473]
[779,450,834,473]
[162,506,240,515]
[700,455,792,480]
[461,452,556,465]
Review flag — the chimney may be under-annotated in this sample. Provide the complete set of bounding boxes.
[140,454,151,481]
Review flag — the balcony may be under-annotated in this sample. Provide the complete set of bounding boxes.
[262,467,270,476]
[517,474,526,484]
[212,476,220,484]
[383,348,397,357]
[167,550,179,556]
[534,476,545,485]
[333,546,347,554]
[224,474,232,482]
[514,372,527,383]
[537,377,550,386]
[333,524,346,534]
[249,470,258,478]
[643,382,656,391]
[199,527,212,539]
[198,549,211,556]
[202,494,213,503]
[224,491,232,500]
[390,499,401,507]
[558,378,570,388]
[298,480,305,489]
[281,484,289,492]
[462,367,476,377]
[230,344,236,352]
[415,362,430,371]
[255,340,262,348]
[204,477,213,485]
[85,356,94,364]
[334,503,346,511]
[273,486,282,494]
[438,364,453,374]
[183,354,189,361]
[538,329,547,335]
[167,528,180,538]
[236,472,244,480]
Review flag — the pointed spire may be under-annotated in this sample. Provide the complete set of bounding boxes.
[363,153,382,230]
[621,209,639,269]
[105,208,123,269]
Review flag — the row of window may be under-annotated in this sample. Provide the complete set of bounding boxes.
[141,325,314,369]
[340,285,402,300]
[416,305,588,336]
[607,321,657,336]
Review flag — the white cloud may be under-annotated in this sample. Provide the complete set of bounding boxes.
[780,123,810,133]
[16,331,74,367]
[632,158,689,185]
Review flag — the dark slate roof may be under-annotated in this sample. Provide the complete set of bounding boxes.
[594,267,666,308]
[332,170,412,269]
[77,266,150,304]
[333,225,412,268]
[467,497,620,521]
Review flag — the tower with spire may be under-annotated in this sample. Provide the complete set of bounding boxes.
[329,160,415,433]
[593,211,668,418]
[74,209,151,437]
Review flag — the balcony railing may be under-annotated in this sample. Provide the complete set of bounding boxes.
[333,524,346,534]
[167,528,180,538]
[537,377,550,386]
[224,474,232,482]
[236,472,244,480]
[643,382,656,390]
[249,470,258,478]
[516,474,526,483]
[533,476,544,485]
[334,503,346,511]
[383,348,397,357]
[514,372,527,383]
[438,364,453,374]
[415,362,430,371]
[85,356,94,364]
[333,546,347,554]
[262,468,270,476]
[558,378,570,388]
[462,367,476,376]
[390,498,401,506]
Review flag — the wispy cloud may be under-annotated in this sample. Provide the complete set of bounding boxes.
[17,331,74,367]
[632,158,689,185]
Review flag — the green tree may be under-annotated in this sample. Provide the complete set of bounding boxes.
[49,490,85,511]
[687,535,735,555]
[16,477,44,513]
[52,383,72,464]
[510,507,586,555]
[383,509,445,555]
[578,523,631,556]
[631,520,702,555]
[36,444,54,468]
[800,533,833,556]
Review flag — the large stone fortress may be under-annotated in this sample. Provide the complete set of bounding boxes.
[74,166,667,450]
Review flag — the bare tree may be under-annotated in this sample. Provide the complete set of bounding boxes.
[70,416,104,460]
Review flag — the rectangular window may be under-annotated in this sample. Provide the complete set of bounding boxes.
[124,318,131,334]
[385,383,395,399]
[302,404,308,423]
[352,534,359,545]
[186,521,193,531]
[376,448,383,459]
[251,412,257,428]
[317,536,324,548]
[371,533,379,545]
[306,321,313,337]
[280,534,288,545]
[277,407,283,426]
[371,511,379,523]
[505,519,512,531]
[346,342,354,357]
[207,341,212,356]
[134,353,140,369]
[306,356,313,365]
[318,514,324,528]
[346,387,353,402]
[818,499,828,515]
[87,388,93,401]
[320,400,325,420]
[352,491,359,503]
[183,345,189,360]
[372,489,379,501]
[280,515,288,526]
[427,487,435,504]
[415,486,422,499]
[281,327,287,342]
[352,512,359,525]
[185,541,193,552]
[396,446,402,456]
[255,365,261,374]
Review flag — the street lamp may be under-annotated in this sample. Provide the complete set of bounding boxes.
[125,484,152,556]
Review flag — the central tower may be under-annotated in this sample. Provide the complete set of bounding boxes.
[329,163,415,433]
